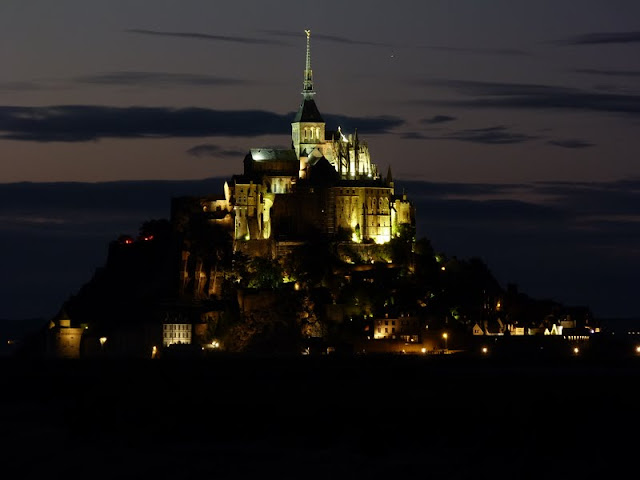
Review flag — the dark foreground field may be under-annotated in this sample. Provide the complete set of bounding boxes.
[2,354,639,479]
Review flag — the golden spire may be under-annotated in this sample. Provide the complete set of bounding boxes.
[303,29,315,98]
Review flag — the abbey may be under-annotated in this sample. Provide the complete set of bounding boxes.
[26,32,599,361]
[175,30,414,254]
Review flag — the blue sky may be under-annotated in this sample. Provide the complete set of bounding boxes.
[1,1,639,319]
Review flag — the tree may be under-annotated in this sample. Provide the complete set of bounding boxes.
[246,256,283,290]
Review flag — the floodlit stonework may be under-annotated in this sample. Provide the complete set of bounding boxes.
[172,30,414,264]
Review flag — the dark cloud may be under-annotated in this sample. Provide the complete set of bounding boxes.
[402,179,640,317]
[396,180,528,198]
[75,72,248,87]
[442,126,537,144]
[264,29,391,47]
[322,113,404,135]
[547,139,595,149]
[421,115,457,124]
[400,125,536,144]
[0,106,403,142]
[422,79,640,115]
[265,30,528,55]
[0,178,227,216]
[2,178,639,319]
[125,29,286,45]
[186,144,245,158]
[400,131,430,140]
[574,68,640,78]
[421,45,531,56]
[0,81,48,92]
[556,31,640,45]
[532,180,640,217]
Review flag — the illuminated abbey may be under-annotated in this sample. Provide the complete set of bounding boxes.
[185,30,414,252]
[33,32,599,361]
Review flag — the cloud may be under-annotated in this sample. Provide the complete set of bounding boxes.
[0,81,49,92]
[125,29,285,45]
[400,125,536,144]
[2,178,640,319]
[264,29,391,47]
[396,181,528,199]
[442,126,537,144]
[421,115,457,124]
[0,106,404,142]
[75,72,248,87]
[186,144,245,158]
[547,139,595,149]
[573,68,640,78]
[422,79,640,115]
[532,179,640,217]
[322,113,404,135]
[265,30,529,56]
[0,178,228,216]
[421,45,531,56]
[400,132,430,140]
[401,178,640,316]
[556,31,640,45]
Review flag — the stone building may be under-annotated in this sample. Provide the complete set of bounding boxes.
[46,309,84,359]
[172,30,415,300]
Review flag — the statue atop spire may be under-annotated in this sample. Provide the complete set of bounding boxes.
[303,29,315,98]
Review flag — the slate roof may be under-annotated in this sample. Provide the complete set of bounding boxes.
[293,98,324,123]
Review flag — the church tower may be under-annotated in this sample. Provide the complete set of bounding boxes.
[292,30,326,175]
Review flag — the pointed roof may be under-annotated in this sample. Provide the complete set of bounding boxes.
[293,29,324,124]
[293,98,323,123]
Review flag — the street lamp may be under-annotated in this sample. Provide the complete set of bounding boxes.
[442,332,448,353]
[99,336,107,353]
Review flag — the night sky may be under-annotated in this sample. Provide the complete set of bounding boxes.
[1,1,639,320]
